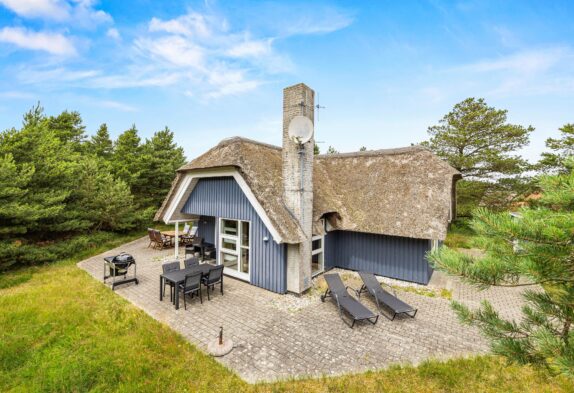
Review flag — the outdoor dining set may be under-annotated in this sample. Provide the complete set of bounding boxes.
[147,224,216,260]
[159,257,224,310]
[147,223,196,250]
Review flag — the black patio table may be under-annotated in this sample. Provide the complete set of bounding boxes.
[160,263,216,310]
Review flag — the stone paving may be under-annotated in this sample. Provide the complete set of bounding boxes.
[78,237,526,383]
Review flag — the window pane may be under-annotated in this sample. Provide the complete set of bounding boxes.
[312,238,322,251]
[221,252,238,271]
[240,248,249,274]
[241,221,250,247]
[312,251,323,275]
[221,237,237,251]
[221,219,238,236]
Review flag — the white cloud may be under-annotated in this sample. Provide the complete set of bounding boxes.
[98,100,137,112]
[0,91,36,99]
[205,67,262,98]
[0,27,76,55]
[106,27,120,40]
[149,12,213,38]
[7,5,352,99]
[0,0,68,20]
[460,47,570,75]
[252,3,354,37]
[226,38,272,58]
[135,36,205,68]
[454,47,574,97]
[0,0,111,26]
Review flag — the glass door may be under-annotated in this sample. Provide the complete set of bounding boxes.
[219,218,250,281]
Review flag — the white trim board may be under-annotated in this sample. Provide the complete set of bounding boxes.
[162,168,284,244]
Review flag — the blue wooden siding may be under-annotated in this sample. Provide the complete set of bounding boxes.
[181,177,287,293]
[197,216,215,244]
[324,230,433,285]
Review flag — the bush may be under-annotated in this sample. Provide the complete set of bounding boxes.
[0,232,120,271]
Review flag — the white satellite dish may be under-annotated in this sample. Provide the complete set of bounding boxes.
[288,115,314,145]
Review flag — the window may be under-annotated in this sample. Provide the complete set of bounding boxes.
[311,234,324,276]
[219,218,250,281]
[221,219,238,236]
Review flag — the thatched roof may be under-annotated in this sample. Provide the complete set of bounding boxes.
[156,137,460,242]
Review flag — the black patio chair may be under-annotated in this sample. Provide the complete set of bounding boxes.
[357,271,417,321]
[202,265,224,300]
[185,237,204,259]
[162,261,180,302]
[179,271,203,309]
[320,273,379,328]
[184,257,199,269]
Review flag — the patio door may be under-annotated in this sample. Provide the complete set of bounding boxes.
[218,218,250,281]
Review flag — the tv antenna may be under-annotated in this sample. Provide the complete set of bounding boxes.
[315,93,326,122]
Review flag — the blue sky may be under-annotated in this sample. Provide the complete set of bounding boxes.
[0,1,573,161]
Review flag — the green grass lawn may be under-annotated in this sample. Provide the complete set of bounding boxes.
[1,233,572,392]
[444,219,477,249]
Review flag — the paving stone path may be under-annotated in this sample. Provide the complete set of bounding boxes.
[78,237,526,383]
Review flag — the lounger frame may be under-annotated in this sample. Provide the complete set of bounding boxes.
[357,272,418,321]
[321,274,379,328]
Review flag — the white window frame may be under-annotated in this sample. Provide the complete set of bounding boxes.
[217,217,251,282]
[311,234,325,276]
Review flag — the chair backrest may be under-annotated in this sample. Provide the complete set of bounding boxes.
[184,257,199,268]
[206,265,224,283]
[183,271,202,290]
[162,261,180,274]
[358,271,382,293]
[153,230,163,242]
[192,236,204,246]
[183,223,190,235]
[147,228,156,241]
[323,274,348,297]
[189,226,198,237]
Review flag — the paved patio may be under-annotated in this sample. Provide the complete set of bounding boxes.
[78,237,525,383]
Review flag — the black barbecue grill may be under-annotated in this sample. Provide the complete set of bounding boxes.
[103,252,138,290]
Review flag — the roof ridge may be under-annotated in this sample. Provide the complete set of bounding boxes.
[316,145,425,158]
[218,136,281,151]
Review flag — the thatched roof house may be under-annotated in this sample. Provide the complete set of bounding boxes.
[157,137,459,242]
[156,83,460,294]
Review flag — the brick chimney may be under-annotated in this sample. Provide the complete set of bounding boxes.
[282,83,314,294]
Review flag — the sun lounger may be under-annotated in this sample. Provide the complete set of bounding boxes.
[358,271,417,321]
[320,273,379,328]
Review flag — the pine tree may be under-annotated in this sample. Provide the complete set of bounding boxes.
[429,162,574,376]
[111,124,143,196]
[74,157,137,231]
[326,145,339,154]
[46,110,87,150]
[139,127,186,208]
[0,154,36,236]
[538,124,574,174]
[1,105,82,235]
[422,97,534,215]
[89,123,114,160]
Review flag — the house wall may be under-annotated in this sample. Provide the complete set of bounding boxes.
[196,216,215,244]
[324,230,433,285]
[181,176,287,293]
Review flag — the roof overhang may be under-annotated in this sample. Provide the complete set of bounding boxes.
[160,167,284,244]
